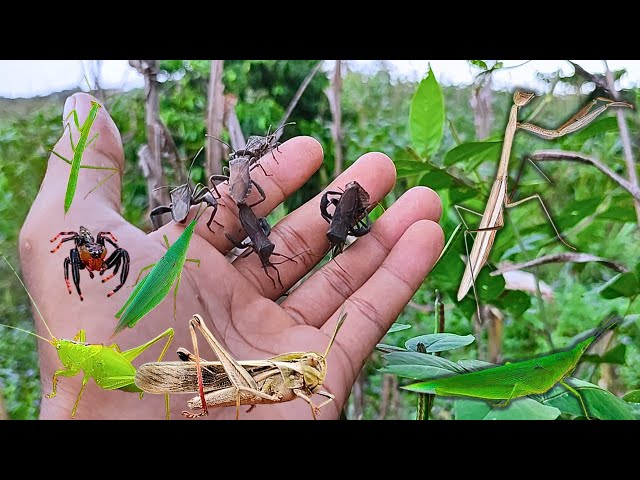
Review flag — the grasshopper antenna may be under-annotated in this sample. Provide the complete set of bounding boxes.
[187,146,205,180]
[323,304,347,359]
[0,249,56,341]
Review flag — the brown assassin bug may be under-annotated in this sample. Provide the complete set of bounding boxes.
[50,226,130,301]
[225,203,308,289]
[209,154,267,207]
[320,181,372,258]
[231,122,295,164]
[150,147,223,231]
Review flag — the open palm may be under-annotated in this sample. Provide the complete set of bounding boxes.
[19,93,444,420]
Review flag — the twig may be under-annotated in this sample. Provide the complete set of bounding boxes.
[325,60,344,175]
[276,60,323,139]
[206,60,225,177]
[603,60,640,225]
[491,252,629,276]
[529,150,640,201]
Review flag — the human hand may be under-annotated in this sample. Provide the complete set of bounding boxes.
[18,92,444,420]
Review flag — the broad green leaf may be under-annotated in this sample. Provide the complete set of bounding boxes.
[394,158,431,178]
[444,141,502,169]
[493,290,531,317]
[388,323,412,334]
[383,351,465,373]
[599,272,640,299]
[635,262,640,285]
[455,398,561,420]
[376,343,407,353]
[582,343,626,365]
[536,378,635,420]
[405,333,475,353]
[410,67,444,157]
[623,390,640,403]
[566,116,619,145]
[380,364,458,381]
[475,268,506,302]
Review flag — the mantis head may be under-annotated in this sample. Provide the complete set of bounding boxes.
[514,91,535,107]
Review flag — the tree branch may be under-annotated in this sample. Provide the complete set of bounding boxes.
[491,252,628,276]
[529,150,640,201]
[206,60,225,177]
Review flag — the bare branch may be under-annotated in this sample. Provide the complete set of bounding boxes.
[223,93,245,151]
[491,253,629,276]
[206,60,225,177]
[275,60,324,140]
[501,270,554,302]
[603,60,640,225]
[529,150,640,201]
[128,60,171,223]
[325,60,344,176]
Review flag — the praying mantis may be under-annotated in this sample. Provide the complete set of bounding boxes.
[456,91,633,304]
[50,100,119,214]
[0,249,174,419]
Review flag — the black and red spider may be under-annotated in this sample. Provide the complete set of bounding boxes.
[50,226,130,301]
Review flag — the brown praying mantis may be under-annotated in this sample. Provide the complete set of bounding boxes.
[134,306,347,420]
[456,91,633,306]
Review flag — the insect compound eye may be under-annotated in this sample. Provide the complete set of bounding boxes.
[55,344,62,350]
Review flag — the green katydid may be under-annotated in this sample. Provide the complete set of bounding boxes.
[50,100,119,214]
[112,208,205,338]
[401,321,617,419]
[0,249,174,419]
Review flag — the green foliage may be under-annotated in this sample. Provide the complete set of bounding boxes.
[410,67,444,158]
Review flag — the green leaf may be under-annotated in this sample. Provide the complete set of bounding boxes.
[380,364,458,381]
[444,141,503,169]
[567,116,619,144]
[582,343,626,364]
[469,60,488,70]
[376,343,407,353]
[388,323,412,334]
[474,268,506,302]
[536,378,635,420]
[455,398,561,420]
[410,67,444,157]
[599,272,640,299]
[383,351,465,374]
[405,333,475,353]
[493,290,531,317]
[623,390,640,403]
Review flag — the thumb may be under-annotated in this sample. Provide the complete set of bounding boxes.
[44,92,125,219]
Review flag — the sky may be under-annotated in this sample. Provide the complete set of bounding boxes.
[0,60,638,99]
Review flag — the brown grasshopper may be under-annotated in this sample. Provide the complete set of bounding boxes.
[320,181,372,258]
[134,307,347,419]
[226,202,308,289]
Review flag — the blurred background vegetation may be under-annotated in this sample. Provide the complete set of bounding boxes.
[1,60,639,420]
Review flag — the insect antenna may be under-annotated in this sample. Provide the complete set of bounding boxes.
[0,249,56,341]
[322,304,347,359]
[272,121,296,138]
[205,134,234,151]
[187,146,205,182]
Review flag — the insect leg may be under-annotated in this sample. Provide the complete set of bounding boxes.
[149,205,173,230]
[559,380,590,420]
[351,216,372,237]
[293,389,321,420]
[133,263,156,286]
[247,180,267,208]
[106,249,130,297]
[70,249,84,301]
[46,366,80,399]
[97,231,119,244]
[63,257,72,294]
[208,174,229,198]
[250,161,272,177]
[50,234,77,253]
[494,383,518,408]
[70,375,90,419]
[192,185,224,231]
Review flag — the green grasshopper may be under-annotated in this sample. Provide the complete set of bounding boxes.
[402,321,616,419]
[0,250,174,419]
[112,208,204,338]
[50,100,119,214]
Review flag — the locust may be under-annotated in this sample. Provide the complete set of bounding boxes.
[225,202,307,289]
[456,92,633,305]
[112,207,205,337]
[134,306,347,420]
[402,319,617,419]
[50,100,119,214]
[0,249,174,419]
[150,148,222,231]
[320,181,372,258]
